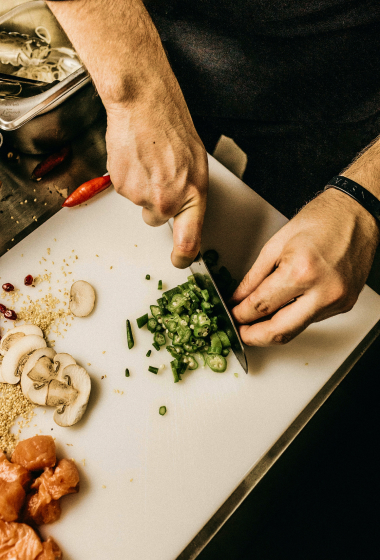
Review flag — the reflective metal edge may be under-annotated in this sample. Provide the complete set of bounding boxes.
[0,67,90,130]
[176,317,380,559]
[189,255,248,373]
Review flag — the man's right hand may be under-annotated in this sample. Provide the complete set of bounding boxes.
[104,83,208,269]
[47,0,208,269]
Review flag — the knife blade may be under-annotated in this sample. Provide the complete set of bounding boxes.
[167,220,248,373]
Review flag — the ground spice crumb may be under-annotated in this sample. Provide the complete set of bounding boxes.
[102,485,106,489]
[0,384,35,455]
[102,351,106,354]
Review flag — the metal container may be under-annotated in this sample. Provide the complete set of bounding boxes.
[0,1,103,153]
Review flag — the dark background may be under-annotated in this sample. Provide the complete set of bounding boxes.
[198,331,380,560]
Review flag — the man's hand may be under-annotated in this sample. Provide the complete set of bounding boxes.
[231,188,380,346]
[47,0,208,268]
[105,86,208,269]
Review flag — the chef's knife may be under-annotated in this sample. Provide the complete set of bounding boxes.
[168,220,248,373]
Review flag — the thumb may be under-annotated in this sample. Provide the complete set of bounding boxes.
[171,200,206,269]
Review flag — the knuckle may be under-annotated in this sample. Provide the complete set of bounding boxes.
[252,299,271,316]
[271,331,293,345]
[290,253,319,286]
[325,280,350,307]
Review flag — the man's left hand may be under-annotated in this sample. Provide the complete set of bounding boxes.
[230,188,380,346]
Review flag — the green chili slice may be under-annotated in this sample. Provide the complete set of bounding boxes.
[126,320,134,349]
[136,313,149,328]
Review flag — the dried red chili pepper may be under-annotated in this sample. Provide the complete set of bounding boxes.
[31,145,71,181]
[62,175,112,208]
[4,309,17,320]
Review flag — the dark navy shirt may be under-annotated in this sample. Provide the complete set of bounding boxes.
[144,1,380,123]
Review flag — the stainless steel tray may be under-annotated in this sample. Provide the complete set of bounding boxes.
[0,0,90,131]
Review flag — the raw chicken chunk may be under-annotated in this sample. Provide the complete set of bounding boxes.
[23,493,61,526]
[11,436,56,471]
[35,538,62,560]
[0,519,43,560]
[31,459,79,500]
[0,479,25,522]
[0,452,31,489]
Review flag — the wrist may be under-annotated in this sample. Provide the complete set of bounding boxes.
[319,188,380,247]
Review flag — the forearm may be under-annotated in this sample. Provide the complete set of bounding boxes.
[46,0,175,106]
[341,135,380,200]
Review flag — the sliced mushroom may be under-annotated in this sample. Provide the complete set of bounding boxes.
[1,335,47,385]
[46,364,91,427]
[69,281,96,317]
[21,348,56,405]
[0,325,43,356]
[53,353,76,381]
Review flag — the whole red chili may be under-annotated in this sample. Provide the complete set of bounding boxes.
[0,303,6,314]
[24,275,34,286]
[4,309,17,320]
[2,283,14,292]
[62,175,112,207]
[31,145,71,181]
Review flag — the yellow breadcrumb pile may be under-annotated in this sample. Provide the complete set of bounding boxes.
[0,382,35,456]
[17,292,72,339]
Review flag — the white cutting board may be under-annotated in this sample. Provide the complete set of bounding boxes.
[1,156,380,560]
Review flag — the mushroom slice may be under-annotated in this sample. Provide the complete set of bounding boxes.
[1,335,47,385]
[69,280,96,317]
[0,325,43,356]
[21,348,56,405]
[47,364,91,427]
[53,353,76,381]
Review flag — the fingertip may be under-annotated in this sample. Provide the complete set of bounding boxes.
[170,251,195,269]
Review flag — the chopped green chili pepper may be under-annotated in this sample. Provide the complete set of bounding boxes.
[194,325,210,338]
[125,368,130,377]
[146,274,151,280]
[126,320,134,349]
[142,264,238,380]
[154,331,166,346]
[148,366,159,374]
[208,333,223,355]
[150,305,161,318]
[146,350,152,357]
[136,313,149,328]
[147,318,158,333]
[201,289,209,301]
[206,354,227,372]
[170,360,180,383]
[217,330,231,348]
[159,406,167,415]
[183,355,198,370]
[158,280,163,290]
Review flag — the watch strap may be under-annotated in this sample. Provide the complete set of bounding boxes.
[324,175,380,224]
